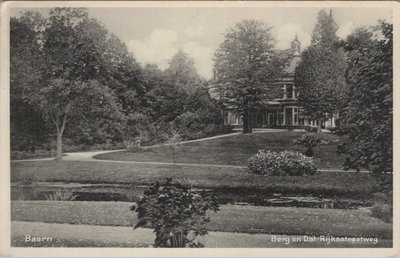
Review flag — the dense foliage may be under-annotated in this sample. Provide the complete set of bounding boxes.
[10,8,226,159]
[10,12,51,152]
[294,10,346,128]
[213,19,287,133]
[337,21,392,174]
[247,150,317,176]
[336,21,393,223]
[131,179,219,247]
[11,9,130,159]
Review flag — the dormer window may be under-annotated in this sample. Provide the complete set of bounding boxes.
[284,83,296,99]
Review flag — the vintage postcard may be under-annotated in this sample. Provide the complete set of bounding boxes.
[0,1,398,257]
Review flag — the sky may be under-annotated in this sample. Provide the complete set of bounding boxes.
[11,7,392,79]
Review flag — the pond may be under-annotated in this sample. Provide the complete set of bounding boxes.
[11,182,372,210]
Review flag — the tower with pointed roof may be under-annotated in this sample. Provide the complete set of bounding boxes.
[285,34,302,76]
[290,34,301,57]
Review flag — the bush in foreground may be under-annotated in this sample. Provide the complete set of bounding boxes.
[131,179,219,248]
[247,150,317,176]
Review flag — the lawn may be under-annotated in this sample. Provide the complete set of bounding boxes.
[11,236,147,247]
[95,131,346,169]
[11,201,392,239]
[11,160,381,199]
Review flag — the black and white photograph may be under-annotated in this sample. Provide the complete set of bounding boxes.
[0,1,397,256]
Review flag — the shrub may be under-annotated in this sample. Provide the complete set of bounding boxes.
[131,179,219,248]
[294,133,322,157]
[247,150,317,176]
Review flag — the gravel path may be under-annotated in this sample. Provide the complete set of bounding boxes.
[12,132,243,163]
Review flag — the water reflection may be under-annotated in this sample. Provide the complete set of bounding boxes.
[11,183,371,209]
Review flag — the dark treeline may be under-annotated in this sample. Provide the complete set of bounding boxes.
[11,8,393,176]
[11,8,227,159]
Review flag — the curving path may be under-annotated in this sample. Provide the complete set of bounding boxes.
[11,130,370,173]
[12,131,244,162]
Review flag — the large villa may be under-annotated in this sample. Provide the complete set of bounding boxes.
[210,35,338,129]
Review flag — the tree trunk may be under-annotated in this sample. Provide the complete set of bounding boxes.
[56,130,63,161]
[54,113,67,161]
[243,108,252,134]
[316,119,322,133]
[169,145,176,172]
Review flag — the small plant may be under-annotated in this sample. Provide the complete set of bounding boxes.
[166,132,182,171]
[124,136,147,153]
[43,189,78,201]
[123,139,138,152]
[177,178,198,189]
[294,133,322,157]
[131,179,219,248]
[247,150,317,176]
[307,126,319,133]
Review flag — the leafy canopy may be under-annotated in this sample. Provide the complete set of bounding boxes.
[338,21,392,173]
[213,19,286,132]
[294,9,346,121]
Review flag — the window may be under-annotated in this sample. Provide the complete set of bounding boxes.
[285,84,296,99]
[283,84,287,99]
[292,86,296,99]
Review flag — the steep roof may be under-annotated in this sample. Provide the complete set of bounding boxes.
[284,55,301,75]
[284,35,302,76]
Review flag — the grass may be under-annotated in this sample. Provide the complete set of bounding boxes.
[11,150,56,160]
[11,142,125,160]
[95,131,346,169]
[11,160,381,199]
[11,237,148,247]
[11,201,392,239]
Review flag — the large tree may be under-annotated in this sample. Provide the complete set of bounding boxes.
[164,50,203,94]
[10,12,50,151]
[13,8,126,159]
[213,19,283,133]
[338,21,392,173]
[102,33,146,114]
[294,9,346,130]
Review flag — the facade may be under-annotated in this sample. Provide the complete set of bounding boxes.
[210,35,338,129]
